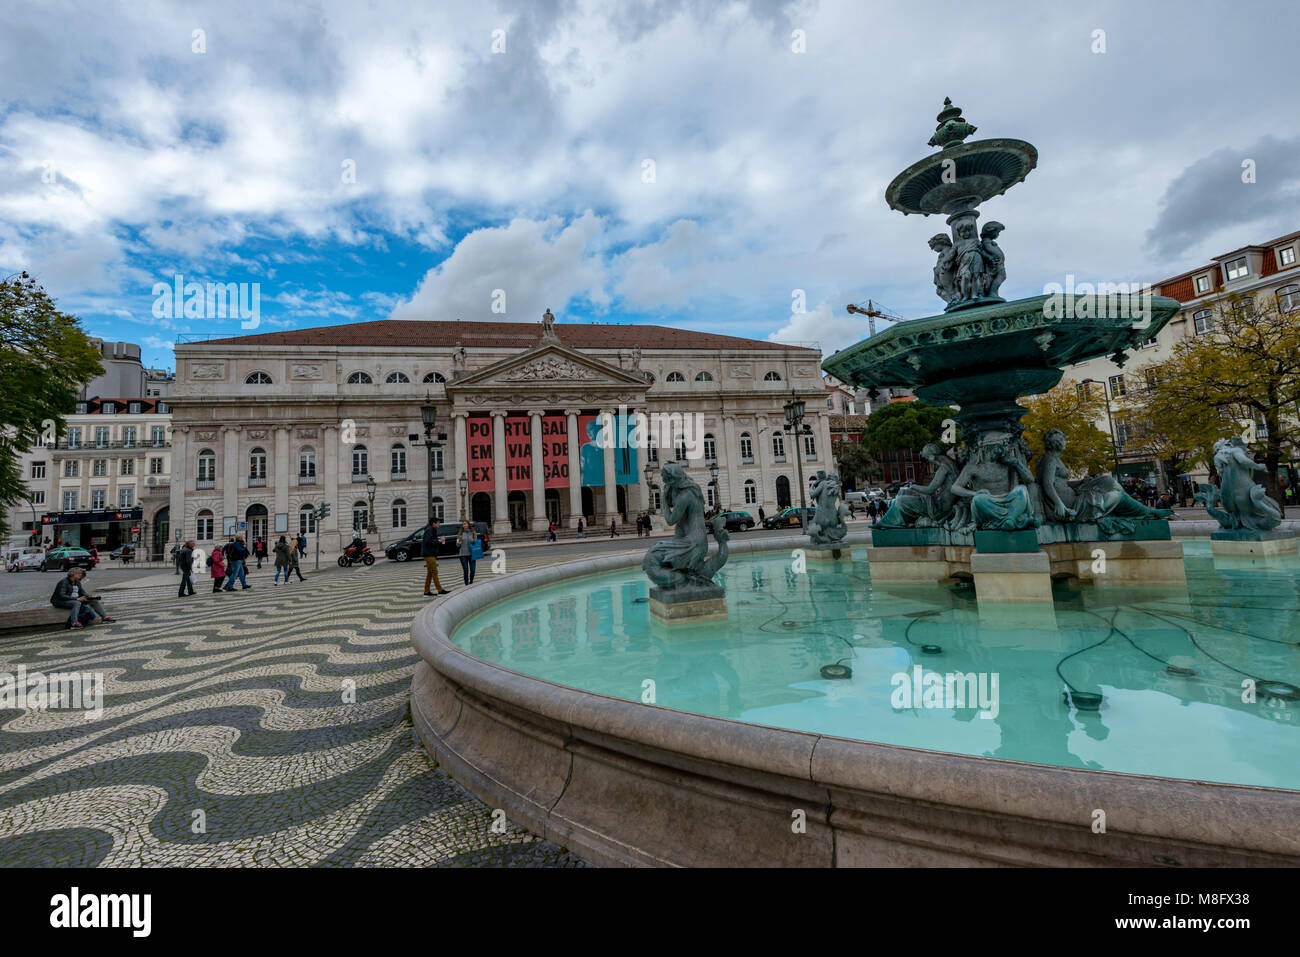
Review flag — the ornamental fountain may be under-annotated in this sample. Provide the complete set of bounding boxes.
[822,99,1186,599]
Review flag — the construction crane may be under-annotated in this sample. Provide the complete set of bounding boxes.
[846,299,904,336]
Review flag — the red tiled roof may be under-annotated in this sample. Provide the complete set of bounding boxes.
[194,320,812,353]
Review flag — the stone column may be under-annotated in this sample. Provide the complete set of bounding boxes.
[756,415,772,515]
[168,425,188,542]
[601,410,618,526]
[722,414,740,509]
[453,412,468,522]
[273,426,290,520]
[565,409,582,528]
[222,426,239,532]
[491,409,510,536]
[528,408,547,530]
[322,424,339,540]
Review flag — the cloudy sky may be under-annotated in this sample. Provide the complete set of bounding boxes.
[1,0,1295,370]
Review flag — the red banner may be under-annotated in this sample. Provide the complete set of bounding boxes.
[503,415,532,491]
[467,416,494,494]
[542,415,569,489]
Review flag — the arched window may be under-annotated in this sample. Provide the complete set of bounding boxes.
[385,371,410,384]
[1277,284,1300,313]
[197,449,216,487]
[195,509,214,540]
[352,445,368,478]
[666,371,686,382]
[299,503,316,535]
[352,501,369,533]
[391,498,408,529]
[391,443,407,478]
[695,371,714,382]
[245,371,273,384]
[431,496,445,522]
[763,371,783,381]
[347,371,373,384]
[246,503,268,539]
[298,447,316,484]
[772,431,786,460]
[703,433,717,463]
[249,447,267,484]
[739,432,753,463]
[1192,309,1214,335]
[422,371,447,383]
[744,479,757,505]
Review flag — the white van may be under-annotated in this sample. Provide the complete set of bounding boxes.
[5,546,45,572]
[843,491,869,504]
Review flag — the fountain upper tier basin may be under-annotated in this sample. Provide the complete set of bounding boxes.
[821,293,1182,400]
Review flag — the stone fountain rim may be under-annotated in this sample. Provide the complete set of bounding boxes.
[409,532,1300,863]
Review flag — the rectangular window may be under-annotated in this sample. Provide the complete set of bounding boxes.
[64,460,79,477]
[740,435,753,463]
[31,461,45,479]
[1195,274,1211,294]
[120,458,134,476]
[150,457,164,474]
[773,435,786,461]
[91,489,106,509]
[804,434,817,460]
[1108,374,1126,397]
[706,485,716,508]
[92,459,107,477]
[198,515,214,540]
[1225,256,1249,281]
[63,490,78,510]
[67,427,81,449]
[101,402,115,414]
[94,427,109,447]
[31,490,44,506]
[429,447,443,477]
[151,426,166,446]
[156,402,170,414]
[1193,309,1215,335]
[128,402,142,414]
[744,483,757,505]
[122,426,136,448]
[1281,247,1296,267]
[119,487,134,507]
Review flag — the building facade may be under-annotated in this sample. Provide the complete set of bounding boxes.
[168,318,832,549]
[1067,229,1300,487]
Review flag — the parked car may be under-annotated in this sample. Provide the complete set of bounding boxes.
[384,522,492,561]
[761,506,816,529]
[41,546,97,572]
[708,510,755,533]
[867,487,886,500]
[109,544,136,563]
[6,551,45,572]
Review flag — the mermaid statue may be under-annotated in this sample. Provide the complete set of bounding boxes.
[1194,436,1283,532]
[1036,428,1171,535]
[807,470,849,545]
[643,462,730,590]
[950,431,1039,532]
[874,443,960,529]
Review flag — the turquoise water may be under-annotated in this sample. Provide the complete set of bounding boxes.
[450,542,1300,790]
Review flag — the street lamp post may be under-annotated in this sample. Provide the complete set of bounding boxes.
[708,461,720,515]
[458,472,469,523]
[1081,378,1121,476]
[365,473,377,541]
[784,394,808,526]
[644,460,659,520]
[420,393,440,527]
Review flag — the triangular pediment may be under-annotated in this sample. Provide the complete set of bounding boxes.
[448,340,649,390]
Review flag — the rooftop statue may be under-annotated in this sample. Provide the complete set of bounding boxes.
[1036,428,1171,535]
[807,470,849,544]
[1194,436,1283,532]
[950,431,1039,532]
[643,462,730,590]
[874,443,960,529]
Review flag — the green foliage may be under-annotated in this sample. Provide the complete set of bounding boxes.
[0,273,103,539]
[859,399,954,454]
[831,440,880,490]
[1021,379,1114,476]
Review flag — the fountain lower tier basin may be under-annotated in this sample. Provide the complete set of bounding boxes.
[410,536,1300,866]
[820,293,1182,399]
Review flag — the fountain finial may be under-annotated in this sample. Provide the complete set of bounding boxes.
[928,97,978,149]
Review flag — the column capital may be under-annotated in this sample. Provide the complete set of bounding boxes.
[564,409,582,418]
[527,408,546,418]
[451,411,468,421]
[490,409,509,418]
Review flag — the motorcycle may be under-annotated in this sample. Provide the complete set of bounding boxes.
[338,541,375,567]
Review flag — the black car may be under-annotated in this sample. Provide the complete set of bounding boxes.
[761,506,816,529]
[384,522,491,561]
[709,510,755,533]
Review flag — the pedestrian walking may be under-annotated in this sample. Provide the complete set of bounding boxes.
[177,540,196,597]
[758,506,766,522]
[51,567,116,629]
[273,535,292,585]
[254,537,268,569]
[457,520,480,586]
[171,543,181,576]
[208,544,226,592]
[418,519,449,597]
[223,534,251,591]
[288,544,306,581]
[610,518,619,537]
[297,532,307,558]
[576,517,585,539]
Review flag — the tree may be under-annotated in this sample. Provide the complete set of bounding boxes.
[1118,365,1229,499]
[830,439,880,490]
[1020,378,1114,476]
[859,399,954,455]
[0,273,103,539]
[1123,292,1300,506]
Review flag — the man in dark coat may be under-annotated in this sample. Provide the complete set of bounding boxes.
[177,540,196,597]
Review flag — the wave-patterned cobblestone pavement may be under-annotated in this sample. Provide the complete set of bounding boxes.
[0,563,589,867]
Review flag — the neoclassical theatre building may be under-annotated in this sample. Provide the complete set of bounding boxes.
[168,315,832,549]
